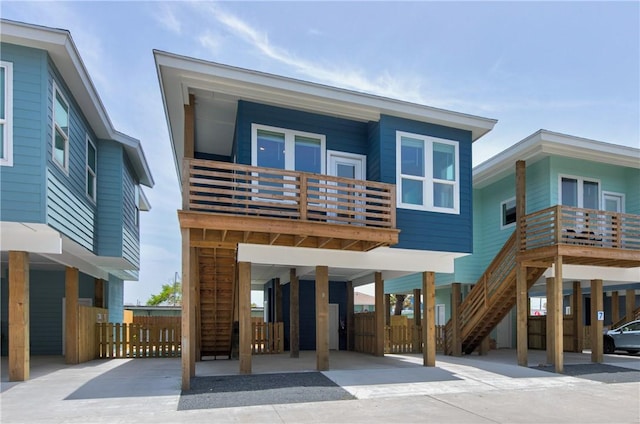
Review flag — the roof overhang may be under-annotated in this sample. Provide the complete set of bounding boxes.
[0,19,154,187]
[154,50,497,182]
[474,129,640,188]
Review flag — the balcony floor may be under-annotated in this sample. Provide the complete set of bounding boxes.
[518,244,640,268]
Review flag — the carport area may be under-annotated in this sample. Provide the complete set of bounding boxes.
[1,350,638,423]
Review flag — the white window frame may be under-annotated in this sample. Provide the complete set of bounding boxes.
[86,135,97,202]
[396,131,460,214]
[251,123,326,173]
[602,191,625,213]
[52,82,70,173]
[500,196,516,230]
[558,174,601,209]
[0,61,13,167]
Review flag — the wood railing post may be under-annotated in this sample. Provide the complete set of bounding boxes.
[389,187,396,228]
[182,158,191,211]
[299,174,308,221]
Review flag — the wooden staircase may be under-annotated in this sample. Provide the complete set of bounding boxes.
[198,247,237,358]
[445,232,546,355]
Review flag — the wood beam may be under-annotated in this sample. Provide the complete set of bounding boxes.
[290,268,299,358]
[545,277,555,364]
[347,281,354,351]
[591,279,604,363]
[238,261,252,374]
[413,288,422,354]
[626,289,635,323]
[515,160,526,251]
[189,247,197,372]
[65,267,79,365]
[94,278,104,308]
[184,93,195,159]
[384,294,391,326]
[374,272,384,357]
[451,283,462,357]
[181,228,192,390]
[573,281,583,353]
[8,251,29,381]
[423,271,436,367]
[611,291,619,324]
[553,257,563,373]
[194,248,201,362]
[516,264,528,366]
[315,266,329,371]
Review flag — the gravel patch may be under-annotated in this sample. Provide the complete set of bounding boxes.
[178,372,355,410]
[531,363,640,384]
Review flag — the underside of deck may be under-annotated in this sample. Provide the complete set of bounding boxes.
[517,244,640,268]
[179,210,400,252]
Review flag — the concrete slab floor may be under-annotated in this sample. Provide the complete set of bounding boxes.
[0,350,638,423]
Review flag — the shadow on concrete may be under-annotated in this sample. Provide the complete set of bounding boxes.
[1,356,68,393]
[531,363,640,384]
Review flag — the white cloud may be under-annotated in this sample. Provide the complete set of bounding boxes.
[154,3,182,35]
[198,30,222,54]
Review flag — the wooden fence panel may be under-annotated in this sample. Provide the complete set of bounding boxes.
[251,322,284,354]
[354,312,376,354]
[96,320,181,359]
[78,306,108,363]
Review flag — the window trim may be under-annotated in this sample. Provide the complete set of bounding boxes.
[602,191,625,213]
[396,131,460,214]
[250,123,326,174]
[0,61,13,167]
[500,196,516,230]
[86,135,97,202]
[558,174,601,209]
[52,82,70,173]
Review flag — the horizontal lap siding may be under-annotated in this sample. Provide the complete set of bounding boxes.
[235,101,369,165]
[97,141,123,257]
[45,59,98,251]
[0,43,46,223]
[121,158,139,267]
[625,168,640,214]
[379,115,473,253]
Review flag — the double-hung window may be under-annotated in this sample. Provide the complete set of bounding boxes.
[52,84,70,171]
[0,61,13,166]
[86,136,97,201]
[396,131,459,214]
[559,175,600,209]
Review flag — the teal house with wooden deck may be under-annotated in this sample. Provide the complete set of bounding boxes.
[387,130,639,369]
[0,20,153,380]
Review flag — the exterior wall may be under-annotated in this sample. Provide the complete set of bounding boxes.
[624,168,640,214]
[121,157,140,267]
[378,115,474,253]
[0,269,95,356]
[107,274,124,323]
[97,140,124,257]
[281,280,347,351]
[0,43,47,223]
[45,57,98,252]
[234,101,369,166]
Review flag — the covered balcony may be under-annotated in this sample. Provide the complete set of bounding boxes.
[178,158,400,252]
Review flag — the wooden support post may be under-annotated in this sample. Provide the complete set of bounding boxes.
[189,247,197,372]
[290,268,299,358]
[347,281,354,351]
[238,261,252,374]
[451,283,462,357]
[553,257,563,373]
[316,266,329,371]
[625,289,635,323]
[8,251,29,381]
[546,277,555,365]
[65,267,79,365]
[374,272,384,356]
[412,288,421,353]
[275,278,282,323]
[591,279,604,363]
[423,271,436,367]
[479,335,490,355]
[184,93,195,159]
[611,291,619,325]
[573,281,583,353]
[181,228,192,390]
[94,278,104,308]
[516,264,528,366]
[384,294,391,326]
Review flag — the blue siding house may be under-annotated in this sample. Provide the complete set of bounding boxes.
[154,50,496,387]
[0,20,153,380]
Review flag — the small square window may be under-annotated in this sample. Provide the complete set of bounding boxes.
[501,197,516,228]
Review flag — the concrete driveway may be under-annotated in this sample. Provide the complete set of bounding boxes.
[1,350,639,423]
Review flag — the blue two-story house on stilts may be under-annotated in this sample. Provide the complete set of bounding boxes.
[0,20,154,381]
[154,50,497,389]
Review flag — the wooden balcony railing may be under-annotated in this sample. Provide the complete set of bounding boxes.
[519,205,640,251]
[183,158,396,229]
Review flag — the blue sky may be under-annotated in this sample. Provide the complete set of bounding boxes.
[3,1,638,304]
